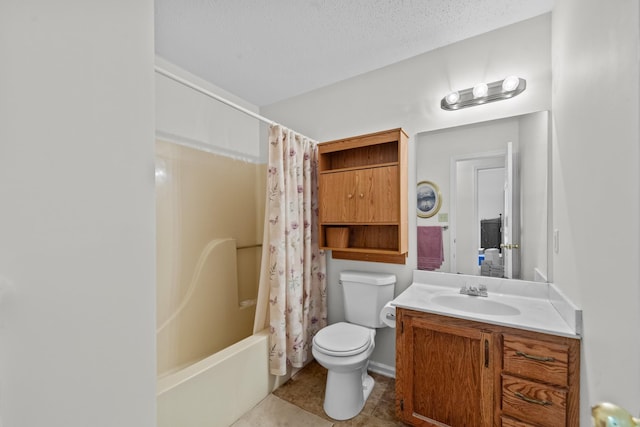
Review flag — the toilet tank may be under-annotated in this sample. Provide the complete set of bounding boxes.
[340,271,396,328]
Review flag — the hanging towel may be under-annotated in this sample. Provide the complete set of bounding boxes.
[417,226,444,271]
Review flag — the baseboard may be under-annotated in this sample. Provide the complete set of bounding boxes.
[368,361,396,378]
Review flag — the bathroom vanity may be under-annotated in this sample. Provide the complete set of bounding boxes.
[393,271,581,427]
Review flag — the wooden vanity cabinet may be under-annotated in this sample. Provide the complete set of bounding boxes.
[318,128,408,264]
[395,309,580,427]
[395,310,496,426]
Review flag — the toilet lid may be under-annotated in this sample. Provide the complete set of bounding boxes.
[313,322,372,357]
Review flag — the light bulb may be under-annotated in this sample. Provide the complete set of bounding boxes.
[473,83,488,98]
[502,76,520,92]
[445,91,460,105]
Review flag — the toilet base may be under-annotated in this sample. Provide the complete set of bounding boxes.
[363,374,374,401]
[323,371,375,420]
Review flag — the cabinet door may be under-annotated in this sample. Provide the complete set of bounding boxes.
[319,171,358,222]
[396,311,494,427]
[355,166,399,222]
[319,166,399,223]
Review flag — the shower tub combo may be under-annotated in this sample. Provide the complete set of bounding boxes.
[155,140,280,426]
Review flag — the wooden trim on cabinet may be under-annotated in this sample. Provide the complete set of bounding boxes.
[331,250,407,264]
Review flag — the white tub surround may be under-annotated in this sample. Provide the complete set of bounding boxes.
[391,270,582,338]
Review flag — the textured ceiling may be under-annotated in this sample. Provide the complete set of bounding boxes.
[155,0,554,106]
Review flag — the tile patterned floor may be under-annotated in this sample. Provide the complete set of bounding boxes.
[231,394,333,427]
[273,361,410,426]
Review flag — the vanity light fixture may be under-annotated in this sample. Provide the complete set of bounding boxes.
[472,83,488,98]
[444,91,460,105]
[441,76,526,110]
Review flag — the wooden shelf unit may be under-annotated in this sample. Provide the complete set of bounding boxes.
[318,128,408,264]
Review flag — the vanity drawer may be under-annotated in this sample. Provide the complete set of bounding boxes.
[503,335,569,386]
[501,416,538,427]
[502,375,567,427]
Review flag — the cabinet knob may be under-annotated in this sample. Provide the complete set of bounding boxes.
[347,193,353,199]
[359,193,364,198]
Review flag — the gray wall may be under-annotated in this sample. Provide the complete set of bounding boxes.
[551,0,640,418]
[0,1,157,425]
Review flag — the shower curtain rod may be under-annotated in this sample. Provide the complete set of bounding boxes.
[154,66,276,126]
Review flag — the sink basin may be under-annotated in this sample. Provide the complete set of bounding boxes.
[431,294,521,316]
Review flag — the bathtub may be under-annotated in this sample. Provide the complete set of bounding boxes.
[157,329,289,427]
[156,140,280,426]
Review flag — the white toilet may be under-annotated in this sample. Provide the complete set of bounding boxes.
[311,270,396,420]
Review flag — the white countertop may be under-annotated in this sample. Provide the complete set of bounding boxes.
[391,271,582,339]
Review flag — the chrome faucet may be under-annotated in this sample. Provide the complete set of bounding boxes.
[460,284,488,297]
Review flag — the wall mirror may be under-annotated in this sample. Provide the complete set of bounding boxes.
[416,111,549,282]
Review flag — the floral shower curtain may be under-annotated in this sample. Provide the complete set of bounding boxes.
[254,124,327,376]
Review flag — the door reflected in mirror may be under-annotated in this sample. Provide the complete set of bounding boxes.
[416,111,548,282]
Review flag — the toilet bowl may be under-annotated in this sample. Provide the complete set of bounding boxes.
[311,271,396,420]
[312,322,376,420]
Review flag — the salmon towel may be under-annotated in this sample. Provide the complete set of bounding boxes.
[417,226,444,271]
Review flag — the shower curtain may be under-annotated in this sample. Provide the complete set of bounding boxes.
[254,124,327,376]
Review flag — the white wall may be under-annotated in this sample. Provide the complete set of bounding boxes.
[0,2,156,426]
[262,14,552,371]
[552,0,640,419]
[519,112,549,282]
[478,168,504,222]
[155,56,263,162]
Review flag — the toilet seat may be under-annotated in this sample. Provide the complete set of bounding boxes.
[313,322,373,357]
